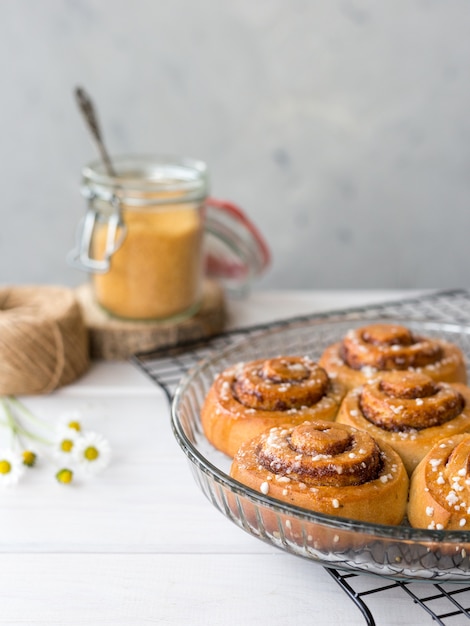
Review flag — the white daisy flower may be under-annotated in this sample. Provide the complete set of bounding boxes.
[56,468,74,485]
[73,432,111,476]
[57,410,83,433]
[0,449,25,487]
[54,426,81,461]
[22,448,38,467]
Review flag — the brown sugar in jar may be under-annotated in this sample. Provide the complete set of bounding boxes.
[79,156,207,321]
[92,203,203,320]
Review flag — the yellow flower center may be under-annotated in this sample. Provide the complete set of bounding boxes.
[56,468,73,484]
[22,450,36,467]
[68,421,81,432]
[0,460,11,474]
[84,446,99,461]
[61,439,74,453]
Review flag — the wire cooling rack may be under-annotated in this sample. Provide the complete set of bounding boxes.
[132,288,470,625]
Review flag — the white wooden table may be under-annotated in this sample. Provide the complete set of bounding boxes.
[1,289,448,626]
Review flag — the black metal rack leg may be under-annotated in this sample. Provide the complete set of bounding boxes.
[324,568,376,626]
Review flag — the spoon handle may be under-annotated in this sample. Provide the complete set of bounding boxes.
[75,86,116,177]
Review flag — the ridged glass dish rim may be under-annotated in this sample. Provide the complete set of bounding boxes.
[171,316,470,564]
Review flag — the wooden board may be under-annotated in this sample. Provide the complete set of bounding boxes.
[75,280,226,360]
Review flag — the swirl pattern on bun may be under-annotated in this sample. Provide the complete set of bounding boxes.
[201,356,345,457]
[408,434,470,530]
[230,420,409,525]
[337,371,470,474]
[319,323,467,390]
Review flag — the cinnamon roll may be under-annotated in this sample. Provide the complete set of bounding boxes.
[230,420,409,525]
[319,323,466,390]
[337,371,470,474]
[408,433,470,531]
[201,356,346,458]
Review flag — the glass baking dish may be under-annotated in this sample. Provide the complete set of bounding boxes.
[171,317,470,582]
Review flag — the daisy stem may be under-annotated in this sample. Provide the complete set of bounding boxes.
[8,396,53,431]
[0,399,52,446]
[2,398,18,434]
[1,399,17,448]
[7,395,56,436]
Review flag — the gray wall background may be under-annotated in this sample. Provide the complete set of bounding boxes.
[1,0,470,290]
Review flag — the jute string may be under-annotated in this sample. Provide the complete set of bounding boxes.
[0,286,90,395]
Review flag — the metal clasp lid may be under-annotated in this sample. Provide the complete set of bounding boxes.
[67,192,127,274]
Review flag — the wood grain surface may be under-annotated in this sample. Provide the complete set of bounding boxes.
[75,280,226,360]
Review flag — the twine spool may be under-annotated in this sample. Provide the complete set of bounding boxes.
[0,286,90,395]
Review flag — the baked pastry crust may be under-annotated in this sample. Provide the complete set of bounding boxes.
[201,356,345,457]
[319,323,467,390]
[336,371,470,474]
[408,433,470,531]
[230,419,409,525]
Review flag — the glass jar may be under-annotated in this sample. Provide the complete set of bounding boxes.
[69,155,270,321]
